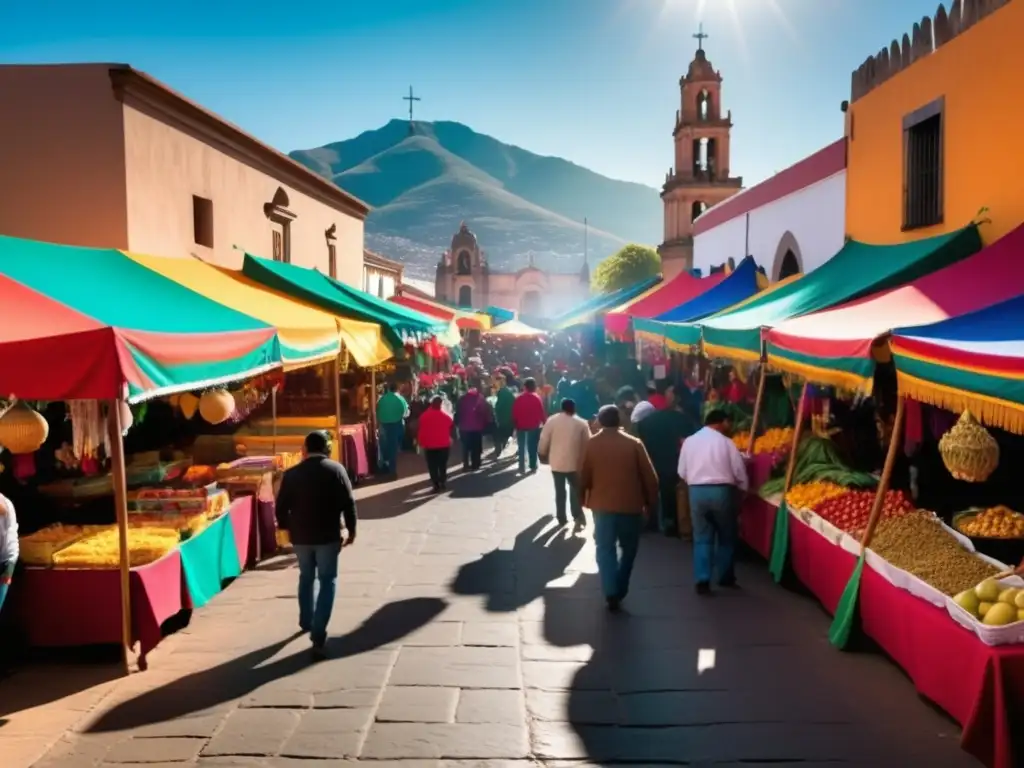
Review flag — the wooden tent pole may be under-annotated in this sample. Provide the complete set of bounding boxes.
[747,365,767,455]
[107,400,133,674]
[271,386,278,455]
[333,355,343,431]
[860,396,906,551]
[782,382,809,495]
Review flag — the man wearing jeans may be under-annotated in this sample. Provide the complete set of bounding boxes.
[275,431,358,659]
[512,377,546,474]
[677,410,748,595]
[376,382,409,477]
[538,398,591,529]
[579,406,660,611]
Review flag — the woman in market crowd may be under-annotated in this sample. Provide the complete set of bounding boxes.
[375,382,409,478]
[677,409,749,594]
[578,405,659,611]
[455,382,491,471]
[512,377,547,474]
[417,396,454,492]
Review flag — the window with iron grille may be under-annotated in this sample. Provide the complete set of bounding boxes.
[903,99,943,230]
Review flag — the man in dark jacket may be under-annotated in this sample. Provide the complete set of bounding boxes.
[275,431,357,658]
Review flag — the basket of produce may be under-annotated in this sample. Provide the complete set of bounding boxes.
[949,575,1024,646]
[952,506,1024,566]
[869,510,1006,610]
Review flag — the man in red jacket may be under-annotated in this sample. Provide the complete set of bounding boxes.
[417,396,455,492]
[512,378,547,474]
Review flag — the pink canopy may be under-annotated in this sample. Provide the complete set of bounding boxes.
[604,270,727,338]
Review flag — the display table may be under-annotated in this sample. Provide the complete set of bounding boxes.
[786,511,858,615]
[337,423,370,479]
[740,495,777,560]
[15,497,254,665]
[858,564,1024,768]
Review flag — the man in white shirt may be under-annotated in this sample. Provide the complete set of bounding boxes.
[677,409,748,595]
[538,398,591,530]
[0,492,18,613]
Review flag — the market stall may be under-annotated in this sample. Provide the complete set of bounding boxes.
[604,269,727,341]
[550,275,661,332]
[389,293,492,331]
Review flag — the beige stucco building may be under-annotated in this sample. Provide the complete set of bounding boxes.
[0,64,368,287]
[362,249,404,299]
[434,223,589,316]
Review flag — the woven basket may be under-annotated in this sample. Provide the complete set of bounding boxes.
[0,401,49,454]
[939,410,999,483]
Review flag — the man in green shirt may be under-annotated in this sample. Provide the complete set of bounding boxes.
[636,386,699,536]
[376,382,409,477]
[492,382,516,460]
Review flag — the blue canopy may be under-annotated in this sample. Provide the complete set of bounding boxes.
[655,256,762,323]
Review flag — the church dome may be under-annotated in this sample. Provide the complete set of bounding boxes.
[451,221,478,252]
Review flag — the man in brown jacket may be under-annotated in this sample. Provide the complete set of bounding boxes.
[579,405,660,611]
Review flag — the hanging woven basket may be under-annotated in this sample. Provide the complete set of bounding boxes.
[0,401,50,454]
[199,389,235,425]
[939,410,999,483]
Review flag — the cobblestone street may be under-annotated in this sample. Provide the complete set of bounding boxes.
[3,458,977,767]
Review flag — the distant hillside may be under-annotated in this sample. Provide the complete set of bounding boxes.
[290,120,662,279]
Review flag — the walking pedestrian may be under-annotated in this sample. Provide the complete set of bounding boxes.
[636,385,698,537]
[512,377,546,474]
[376,382,409,477]
[418,395,454,492]
[492,382,516,460]
[275,431,357,659]
[579,405,659,611]
[677,410,749,595]
[538,398,591,530]
[456,385,490,470]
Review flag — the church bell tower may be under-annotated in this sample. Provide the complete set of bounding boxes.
[658,27,742,280]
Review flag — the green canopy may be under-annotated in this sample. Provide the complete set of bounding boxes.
[241,255,447,349]
[698,226,982,360]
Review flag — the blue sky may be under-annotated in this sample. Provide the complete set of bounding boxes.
[0,0,943,189]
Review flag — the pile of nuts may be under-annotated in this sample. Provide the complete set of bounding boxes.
[869,511,1000,596]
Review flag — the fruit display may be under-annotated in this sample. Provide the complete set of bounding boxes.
[182,464,217,486]
[953,578,1024,625]
[19,524,112,566]
[52,527,181,569]
[130,487,228,517]
[955,506,1024,539]
[785,481,846,511]
[869,511,1000,596]
[732,427,794,456]
[760,436,876,497]
[127,511,209,538]
[812,488,912,535]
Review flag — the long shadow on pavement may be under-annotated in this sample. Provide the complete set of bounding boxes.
[84,596,446,733]
[445,460,530,500]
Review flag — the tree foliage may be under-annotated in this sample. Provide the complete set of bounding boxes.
[591,244,661,294]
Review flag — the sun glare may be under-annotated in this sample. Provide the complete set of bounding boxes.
[648,0,799,58]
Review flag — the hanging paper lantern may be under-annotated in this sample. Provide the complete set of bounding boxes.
[179,392,200,419]
[199,389,235,425]
[0,401,49,454]
[939,410,999,483]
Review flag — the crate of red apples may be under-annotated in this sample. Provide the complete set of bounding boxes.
[812,489,913,536]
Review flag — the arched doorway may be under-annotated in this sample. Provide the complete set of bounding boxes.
[458,285,473,307]
[778,250,800,280]
[520,291,542,317]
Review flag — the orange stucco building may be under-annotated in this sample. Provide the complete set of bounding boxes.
[846,0,1022,245]
[0,64,369,287]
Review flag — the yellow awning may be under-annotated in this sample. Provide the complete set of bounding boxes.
[122,252,391,368]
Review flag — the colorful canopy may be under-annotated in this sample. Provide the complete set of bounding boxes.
[389,293,491,331]
[485,305,516,324]
[633,257,764,347]
[892,294,1024,435]
[604,271,726,339]
[698,226,982,361]
[241,254,447,349]
[126,252,390,368]
[0,236,279,402]
[484,319,547,339]
[767,223,1023,391]
[552,276,662,331]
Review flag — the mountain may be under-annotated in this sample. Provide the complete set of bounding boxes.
[290,120,662,280]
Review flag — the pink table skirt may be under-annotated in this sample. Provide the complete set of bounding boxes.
[338,423,370,478]
[786,512,857,615]
[739,495,776,560]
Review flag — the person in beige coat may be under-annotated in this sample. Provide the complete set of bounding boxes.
[538,398,591,530]
[579,405,659,611]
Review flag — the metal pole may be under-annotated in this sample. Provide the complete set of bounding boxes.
[744,212,750,258]
[107,400,133,674]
